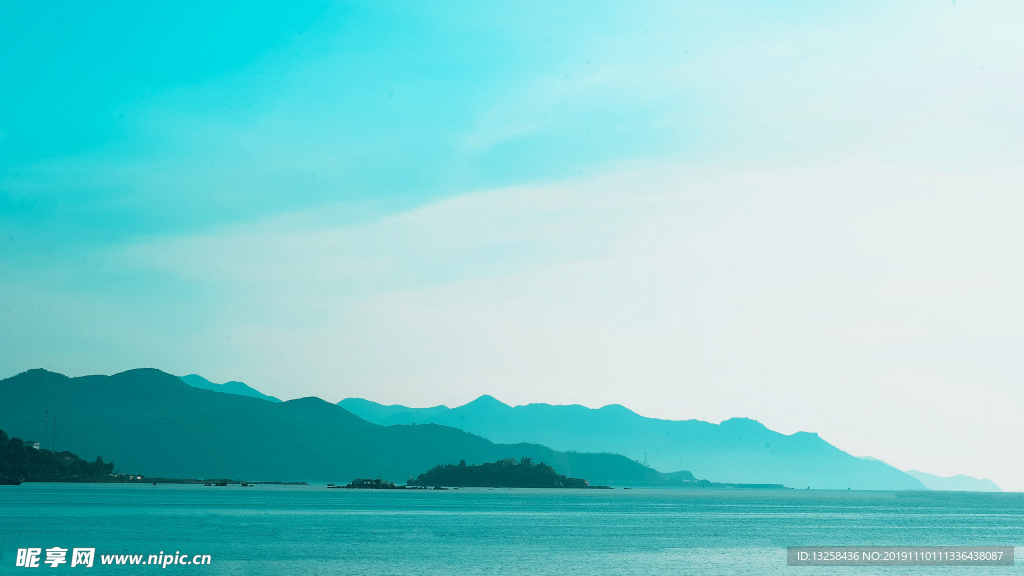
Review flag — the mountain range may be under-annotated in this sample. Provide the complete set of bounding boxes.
[0,369,696,486]
[338,396,929,490]
[2,368,995,490]
[906,470,1001,492]
[178,374,281,403]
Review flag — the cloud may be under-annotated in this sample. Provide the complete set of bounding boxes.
[101,157,1024,489]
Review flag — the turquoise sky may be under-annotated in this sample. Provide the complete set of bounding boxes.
[4,1,699,237]
[3,2,1024,489]
[4,1,965,242]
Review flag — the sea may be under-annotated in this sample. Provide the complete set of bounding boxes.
[1,484,1021,575]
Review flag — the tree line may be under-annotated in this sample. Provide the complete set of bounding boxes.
[0,428,115,481]
[410,457,590,488]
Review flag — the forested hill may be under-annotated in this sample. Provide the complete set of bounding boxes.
[0,428,114,481]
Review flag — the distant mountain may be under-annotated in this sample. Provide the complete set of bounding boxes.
[906,470,1001,492]
[337,397,449,423]
[0,369,695,486]
[179,374,280,403]
[339,396,927,491]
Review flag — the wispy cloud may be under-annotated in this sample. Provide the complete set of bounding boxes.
[78,158,1022,489]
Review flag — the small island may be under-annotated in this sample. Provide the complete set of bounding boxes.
[334,478,422,489]
[409,457,607,489]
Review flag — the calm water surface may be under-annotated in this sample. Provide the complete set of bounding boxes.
[1,484,1022,575]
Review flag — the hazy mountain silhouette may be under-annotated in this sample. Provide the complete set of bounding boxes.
[179,374,281,403]
[338,397,449,422]
[0,369,697,486]
[906,470,1001,492]
[339,396,927,490]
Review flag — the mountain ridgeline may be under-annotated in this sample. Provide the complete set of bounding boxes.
[907,470,1001,492]
[0,369,688,486]
[178,374,281,403]
[339,396,929,491]
[4,369,987,490]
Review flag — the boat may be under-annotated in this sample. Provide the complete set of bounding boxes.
[1,478,23,486]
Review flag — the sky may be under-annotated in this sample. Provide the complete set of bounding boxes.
[2,1,1024,490]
